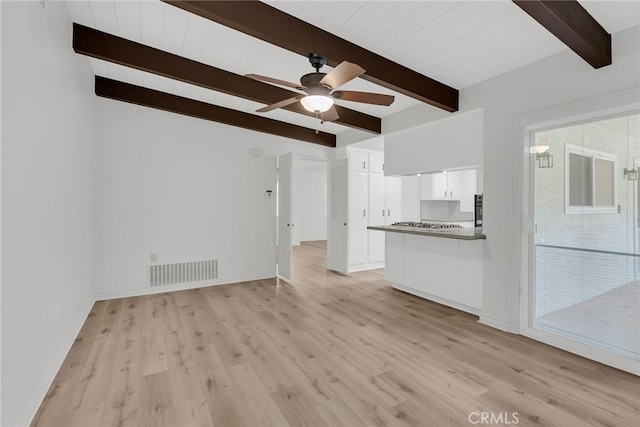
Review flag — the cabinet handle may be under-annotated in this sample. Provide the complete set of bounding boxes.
[382,209,385,216]
[363,161,366,170]
[450,190,453,197]
[388,209,390,216]
[363,209,366,217]
[444,191,447,197]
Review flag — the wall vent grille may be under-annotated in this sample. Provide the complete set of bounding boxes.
[148,259,218,287]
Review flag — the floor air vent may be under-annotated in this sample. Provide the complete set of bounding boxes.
[149,259,218,287]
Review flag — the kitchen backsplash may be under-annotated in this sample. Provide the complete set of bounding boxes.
[420,200,473,222]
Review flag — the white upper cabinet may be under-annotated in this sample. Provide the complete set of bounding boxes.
[421,169,477,210]
[368,151,385,174]
[349,149,369,173]
[421,171,462,200]
[385,108,483,175]
[437,109,483,170]
[384,121,438,176]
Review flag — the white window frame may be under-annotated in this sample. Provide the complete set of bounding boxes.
[564,143,617,214]
[515,89,639,375]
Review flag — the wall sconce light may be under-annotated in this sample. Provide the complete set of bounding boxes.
[530,145,549,154]
[624,168,638,181]
[537,151,553,168]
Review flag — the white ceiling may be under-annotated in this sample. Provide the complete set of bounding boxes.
[65,0,640,135]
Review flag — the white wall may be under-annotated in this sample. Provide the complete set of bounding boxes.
[400,176,420,221]
[92,99,330,298]
[461,25,640,331]
[293,162,328,242]
[1,2,98,425]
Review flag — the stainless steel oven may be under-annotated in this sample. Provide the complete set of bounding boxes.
[474,194,483,227]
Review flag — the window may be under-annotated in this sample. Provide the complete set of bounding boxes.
[565,144,616,213]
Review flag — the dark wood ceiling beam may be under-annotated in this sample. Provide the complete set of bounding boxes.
[162,0,459,112]
[512,0,611,69]
[73,23,379,134]
[95,76,336,147]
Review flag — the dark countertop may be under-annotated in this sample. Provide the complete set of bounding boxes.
[420,219,475,224]
[367,225,486,240]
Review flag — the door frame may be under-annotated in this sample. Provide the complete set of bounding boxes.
[277,153,293,282]
[514,89,640,374]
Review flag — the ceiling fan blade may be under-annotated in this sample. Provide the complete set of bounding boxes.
[256,96,303,113]
[332,90,395,106]
[321,106,340,122]
[245,74,305,90]
[319,61,365,89]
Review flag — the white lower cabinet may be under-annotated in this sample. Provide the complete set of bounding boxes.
[384,232,404,284]
[367,229,386,264]
[348,171,368,266]
[384,232,483,315]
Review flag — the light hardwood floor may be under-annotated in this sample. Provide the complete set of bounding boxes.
[33,241,639,426]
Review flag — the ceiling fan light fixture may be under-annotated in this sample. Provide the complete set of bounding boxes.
[300,95,334,113]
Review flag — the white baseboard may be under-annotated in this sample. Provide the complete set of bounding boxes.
[94,272,277,301]
[478,314,511,332]
[391,283,481,316]
[348,261,385,273]
[17,299,94,427]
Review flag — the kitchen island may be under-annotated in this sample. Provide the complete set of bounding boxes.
[368,225,484,315]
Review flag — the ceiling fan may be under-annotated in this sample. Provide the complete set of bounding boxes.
[246,53,394,123]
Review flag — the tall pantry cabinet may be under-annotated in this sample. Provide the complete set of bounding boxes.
[328,147,401,273]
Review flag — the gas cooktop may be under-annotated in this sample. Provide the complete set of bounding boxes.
[391,222,463,229]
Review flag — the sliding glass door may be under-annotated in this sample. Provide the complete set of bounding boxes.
[528,111,639,370]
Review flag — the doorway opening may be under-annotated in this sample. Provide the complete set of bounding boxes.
[522,109,639,373]
[276,153,329,282]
